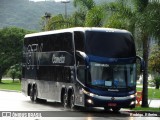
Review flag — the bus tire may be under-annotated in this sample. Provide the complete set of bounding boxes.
[30,86,34,102]
[69,92,75,110]
[112,108,120,113]
[62,92,68,108]
[30,85,38,102]
[28,84,31,96]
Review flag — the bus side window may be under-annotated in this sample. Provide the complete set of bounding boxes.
[62,33,73,52]
[74,31,85,52]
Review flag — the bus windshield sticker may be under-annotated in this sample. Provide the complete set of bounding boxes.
[105,81,112,86]
[94,63,109,67]
[92,80,105,85]
[113,80,119,88]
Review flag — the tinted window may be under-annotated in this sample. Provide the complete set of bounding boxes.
[74,31,85,51]
[85,31,136,58]
[24,32,73,52]
[42,32,73,52]
[36,66,71,82]
[61,33,73,52]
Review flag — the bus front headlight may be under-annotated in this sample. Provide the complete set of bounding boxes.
[87,99,93,104]
[130,94,136,98]
[82,89,96,97]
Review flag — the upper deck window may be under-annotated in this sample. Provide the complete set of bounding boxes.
[24,32,73,52]
[85,31,136,58]
[74,31,85,52]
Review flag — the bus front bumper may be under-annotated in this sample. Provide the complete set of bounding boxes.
[84,94,136,108]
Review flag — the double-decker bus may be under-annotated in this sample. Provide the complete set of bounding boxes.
[22,27,143,112]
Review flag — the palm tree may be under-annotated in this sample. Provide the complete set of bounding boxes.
[133,0,160,107]
[42,0,96,29]
[72,0,95,26]
[41,14,73,31]
[73,0,95,10]
[85,5,105,27]
[104,0,160,107]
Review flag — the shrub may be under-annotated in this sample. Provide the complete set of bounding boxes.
[8,64,21,82]
[154,77,160,89]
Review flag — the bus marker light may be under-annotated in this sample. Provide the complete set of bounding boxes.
[111,97,115,101]
[89,93,94,97]
[130,101,135,105]
[130,94,135,98]
[87,99,93,104]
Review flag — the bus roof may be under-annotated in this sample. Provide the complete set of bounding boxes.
[25,27,131,38]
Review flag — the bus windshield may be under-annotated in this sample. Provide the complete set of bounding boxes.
[85,31,136,58]
[88,62,136,88]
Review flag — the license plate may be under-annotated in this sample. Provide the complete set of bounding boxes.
[108,103,117,107]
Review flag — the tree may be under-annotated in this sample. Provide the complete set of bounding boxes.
[41,0,96,30]
[149,45,160,74]
[0,27,30,83]
[104,0,160,107]
[9,67,16,82]
[8,64,22,82]
[136,1,160,107]
[73,0,95,10]
[85,5,105,27]
[104,0,136,33]
[149,45,160,89]
[72,0,95,26]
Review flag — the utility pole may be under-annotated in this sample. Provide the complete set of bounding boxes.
[44,12,51,31]
[61,0,70,19]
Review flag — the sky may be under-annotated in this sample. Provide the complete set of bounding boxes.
[29,0,71,2]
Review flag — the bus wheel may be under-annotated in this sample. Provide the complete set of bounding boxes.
[63,92,68,108]
[30,86,34,102]
[69,92,75,109]
[112,108,120,113]
[30,85,38,102]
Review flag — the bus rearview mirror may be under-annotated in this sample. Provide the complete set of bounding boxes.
[136,56,145,73]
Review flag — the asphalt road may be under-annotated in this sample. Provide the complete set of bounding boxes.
[0,91,159,120]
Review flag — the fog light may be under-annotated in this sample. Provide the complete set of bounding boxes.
[130,94,135,98]
[87,99,93,104]
[130,101,135,105]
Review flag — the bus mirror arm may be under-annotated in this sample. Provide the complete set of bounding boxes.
[136,56,145,72]
[75,51,89,65]
[77,61,79,67]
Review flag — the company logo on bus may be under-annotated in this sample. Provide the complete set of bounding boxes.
[111,97,115,101]
[52,55,65,64]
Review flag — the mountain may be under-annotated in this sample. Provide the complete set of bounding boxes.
[0,0,115,31]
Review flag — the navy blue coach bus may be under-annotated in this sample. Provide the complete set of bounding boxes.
[22,27,143,112]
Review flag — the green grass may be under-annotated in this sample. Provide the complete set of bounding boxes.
[0,80,21,91]
[131,106,160,111]
[136,87,160,99]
